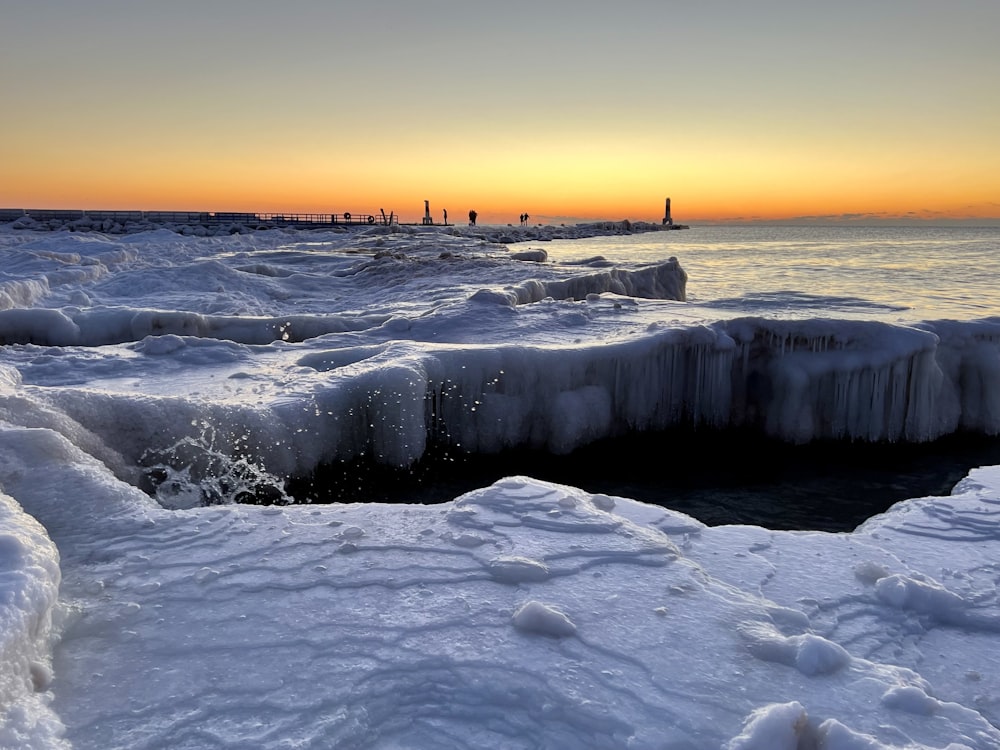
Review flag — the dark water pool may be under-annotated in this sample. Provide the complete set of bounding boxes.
[288,430,1000,532]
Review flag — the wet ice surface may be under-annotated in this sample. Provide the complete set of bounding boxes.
[1,223,1000,748]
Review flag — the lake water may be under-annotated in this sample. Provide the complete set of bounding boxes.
[295,429,1000,533]
[536,224,1000,322]
[406,224,1000,531]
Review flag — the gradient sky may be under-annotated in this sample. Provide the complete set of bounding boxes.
[2,1,998,225]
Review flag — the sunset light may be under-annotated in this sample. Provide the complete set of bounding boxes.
[2,2,998,225]
[5,5,1000,747]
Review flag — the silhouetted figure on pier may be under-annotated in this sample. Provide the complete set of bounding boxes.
[443,209,448,225]
[469,209,477,226]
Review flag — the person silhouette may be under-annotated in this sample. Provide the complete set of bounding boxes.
[443,209,448,225]
[469,209,477,226]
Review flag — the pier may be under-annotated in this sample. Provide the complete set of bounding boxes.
[0,208,399,229]
[1,207,688,234]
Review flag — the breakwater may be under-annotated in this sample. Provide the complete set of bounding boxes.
[0,208,398,232]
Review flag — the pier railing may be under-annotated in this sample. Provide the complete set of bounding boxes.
[0,209,398,227]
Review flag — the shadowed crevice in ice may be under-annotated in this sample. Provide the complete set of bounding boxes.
[281,428,1000,531]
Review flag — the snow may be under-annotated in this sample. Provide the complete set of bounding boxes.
[1,221,999,748]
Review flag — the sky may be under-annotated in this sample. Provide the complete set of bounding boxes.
[2,0,999,225]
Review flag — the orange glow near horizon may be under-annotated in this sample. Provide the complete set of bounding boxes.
[5,116,997,225]
[3,4,998,226]
[5,148,998,226]
[6,142,998,226]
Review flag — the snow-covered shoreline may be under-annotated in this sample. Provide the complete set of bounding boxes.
[3,438,1000,748]
[2,224,1000,748]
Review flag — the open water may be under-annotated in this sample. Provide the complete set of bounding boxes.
[297,429,1000,533]
[411,225,1000,531]
[541,224,1000,322]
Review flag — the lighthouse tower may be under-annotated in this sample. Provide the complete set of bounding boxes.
[663,198,673,226]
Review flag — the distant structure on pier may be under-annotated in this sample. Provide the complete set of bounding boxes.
[0,208,398,229]
[422,200,434,225]
[663,198,672,226]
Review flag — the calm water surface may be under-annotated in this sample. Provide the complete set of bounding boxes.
[538,225,1000,322]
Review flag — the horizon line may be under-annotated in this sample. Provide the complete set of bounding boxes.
[3,206,1000,229]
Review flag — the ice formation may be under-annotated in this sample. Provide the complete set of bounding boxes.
[1,222,1000,748]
